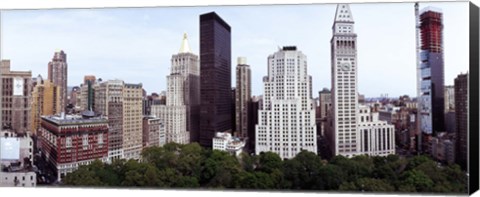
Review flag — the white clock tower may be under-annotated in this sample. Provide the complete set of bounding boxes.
[330,4,359,157]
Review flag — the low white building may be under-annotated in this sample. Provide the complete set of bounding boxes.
[0,168,37,187]
[0,130,37,187]
[212,132,245,156]
[0,130,34,166]
[357,105,396,156]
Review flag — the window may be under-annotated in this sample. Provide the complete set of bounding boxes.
[98,133,104,144]
[82,134,89,148]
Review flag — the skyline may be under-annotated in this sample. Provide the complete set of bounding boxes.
[0,2,469,98]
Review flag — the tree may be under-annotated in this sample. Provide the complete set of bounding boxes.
[63,161,105,186]
[339,178,395,192]
[330,155,368,182]
[257,152,282,173]
[283,150,323,189]
[313,164,346,190]
[177,143,204,179]
[400,169,434,192]
[239,152,257,172]
[201,150,242,188]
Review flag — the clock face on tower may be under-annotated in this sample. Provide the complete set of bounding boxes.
[340,62,351,71]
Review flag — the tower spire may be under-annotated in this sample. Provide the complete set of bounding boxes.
[334,4,354,23]
[179,32,191,53]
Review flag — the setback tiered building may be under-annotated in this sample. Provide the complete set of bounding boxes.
[255,46,317,159]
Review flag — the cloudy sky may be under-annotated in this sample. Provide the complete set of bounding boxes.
[0,1,469,98]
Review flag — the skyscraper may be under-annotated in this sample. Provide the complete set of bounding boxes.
[31,76,61,135]
[170,33,200,143]
[94,79,125,161]
[444,85,455,112]
[330,4,360,157]
[417,7,445,136]
[255,46,317,159]
[247,96,261,153]
[319,88,332,120]
[454,73,468,169]
[1,60,32,133]
[122,83,143,160]
[48,50,68,113]
[318,88,332,137]
[235,57,251,138]
[199,12,232,147]
[152,34,199,145]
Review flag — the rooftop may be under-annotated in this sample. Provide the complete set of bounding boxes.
[420,6,443,14]
[41,114,108,126]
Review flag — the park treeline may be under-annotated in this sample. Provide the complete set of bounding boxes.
[63,142,467,193]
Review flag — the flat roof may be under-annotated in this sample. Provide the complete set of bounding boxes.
[41,115,107,126]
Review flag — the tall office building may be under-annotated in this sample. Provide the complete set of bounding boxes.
[199,12,232,147]
[318,88,332,137]
[152,34,198,145]
[69,86,80,107]
[78,76,99,112]
[31,77,61,135]
[83,75,96,85]
[255,46,317,159]
[454,73,468,169]
[1,60,32,133]
[48,50,68,113]
[122,83,143,160]
[247,96,261,153]
[444,85,455,112]
[236,57,251,138]
[417,7,445,136]
[444,85,456,134]
[319,88,332,119]
[330,4,360,157]
[94,80,125,161]
[154,74,189,144]
[171,33,200,143]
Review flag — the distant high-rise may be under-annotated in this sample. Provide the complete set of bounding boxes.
[94,79,125,161]
[444,85,456,134]
[454,73,468,169]
[122,83,143,160]
[318,88,332,137]
[319,88,332,119]
[48,50,68,113]
[83,75,96,86]
[417,7,445,136]
[1,60,32,133]
[78,75,99,112]
[199,12,232,147]
[31,77,61,135]
[235,57,251,138]
[330,4,360,157]
[444,85,455,112]
[255,46,317,159]
[247,96,261,153]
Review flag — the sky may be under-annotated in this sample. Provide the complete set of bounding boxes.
[0,2,469,98]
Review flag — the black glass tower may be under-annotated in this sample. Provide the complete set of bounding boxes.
[199,12,232,147]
